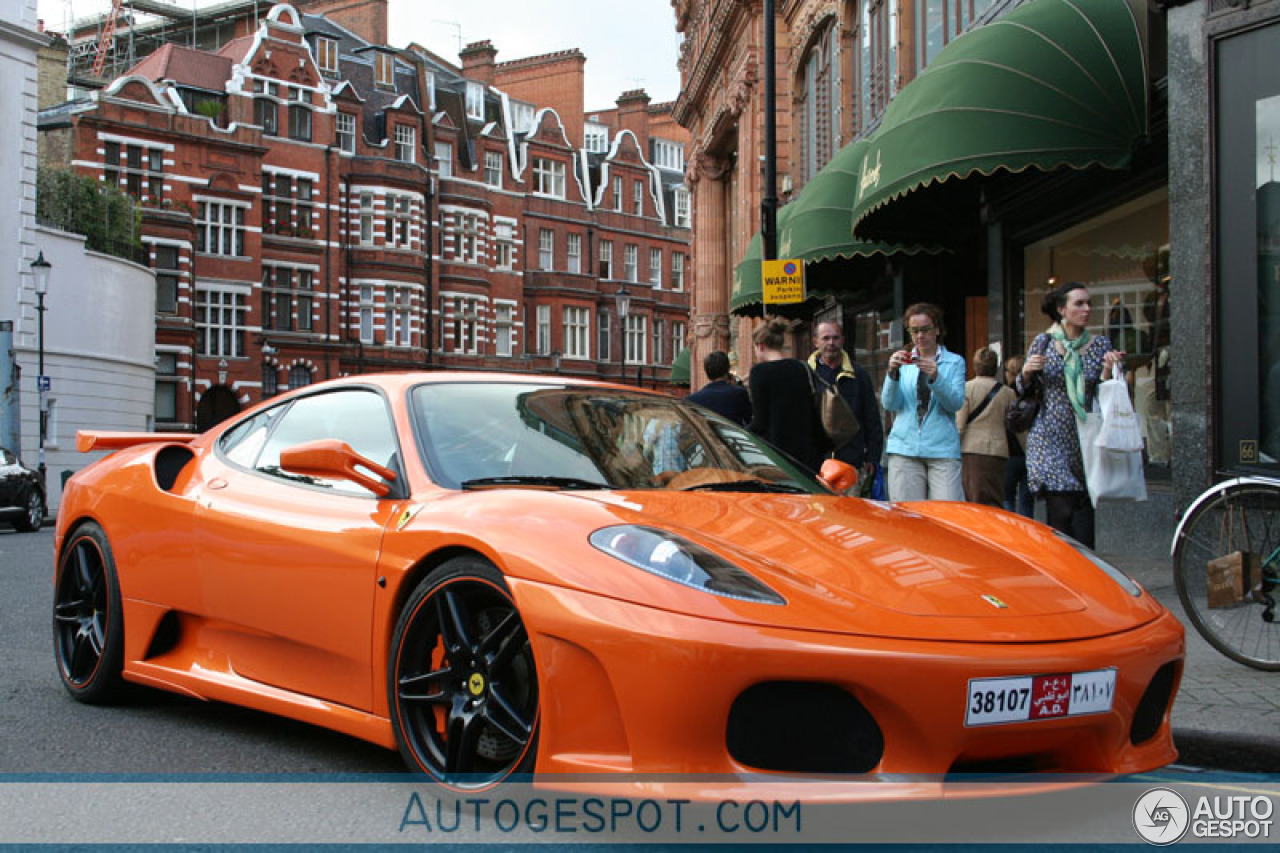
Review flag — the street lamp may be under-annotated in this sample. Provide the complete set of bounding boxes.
[614,285,630,383]
[30,252,52,491]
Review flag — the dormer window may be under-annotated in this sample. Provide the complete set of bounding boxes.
[584,122,608,153]
[376,52,395,88]
[466,82,484,120]
[314,37,338,75]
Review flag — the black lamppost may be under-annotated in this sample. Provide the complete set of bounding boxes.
[614,285,630,383]
[30,251,51,491]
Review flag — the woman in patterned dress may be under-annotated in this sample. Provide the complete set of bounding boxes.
[1020,282,1125,548]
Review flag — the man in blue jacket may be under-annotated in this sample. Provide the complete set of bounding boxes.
[686,350,752,426]
[807,321,884,490]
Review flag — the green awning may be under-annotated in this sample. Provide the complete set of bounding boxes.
[779,139,928,263]
[669,347,691,386]
[850,0,1148,242]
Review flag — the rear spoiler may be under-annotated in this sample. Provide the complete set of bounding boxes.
[77,431,198,452]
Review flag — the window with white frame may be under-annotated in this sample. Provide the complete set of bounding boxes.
[336,112,356,153]
[453,296,481,354]
[386,194,413,248]
[671,252,685,290]
[195,288,246,357]
[633,180,644,215]
[599,240,612,279]
[673,188,691,228]
[151,244,180,313]
[494,222,514,270]
[652,318,664,366]
[598,309,611,362]
[359,285,375,343]
[509,101,535,134]
[536,304,551,355]
[613,176,623,211]
[387,286,412,347]
[566,233,581,274]
[376,52,395,88]
[254,97,277,135]
[671,321,686,364]
[434,141,452,177]
[484,151,503,187]
[649,248,662,287]
[395,125,416,163]
[495,303,514,357]
[533,157,565,198]
[359,192,374,245]
[103,140,164,203]
[651,138,684,171]
[314,37,338,75]
[538,228,554,270]
[624,314,647,364]
[425,71,436,110]
[466,82,485,120]
[624,244,638,282]
[265,172,315,237]
[459,212,481,263]
[196,200,247,256]
[563,306,589,359]
[584,122,609,153]
[288,100,312,142]
[155,352,180,420]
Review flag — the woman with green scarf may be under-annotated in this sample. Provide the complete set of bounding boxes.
[1019,281,1126,547]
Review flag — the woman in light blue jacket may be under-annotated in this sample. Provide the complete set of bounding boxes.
[880,302,966,501]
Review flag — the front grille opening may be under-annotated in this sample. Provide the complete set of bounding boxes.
[1131,661,1180,745]
[727,681,884,774]
[947,754,1050,778]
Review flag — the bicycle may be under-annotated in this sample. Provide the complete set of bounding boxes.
[1171,474,1280,671]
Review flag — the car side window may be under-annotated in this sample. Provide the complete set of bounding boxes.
[0,449,14,466]
[219,408,283,469]
[253,389,398,496]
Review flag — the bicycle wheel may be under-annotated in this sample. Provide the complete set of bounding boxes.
[1173,482,1280,670]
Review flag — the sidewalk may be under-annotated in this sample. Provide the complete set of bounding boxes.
[1102,552,1280,772]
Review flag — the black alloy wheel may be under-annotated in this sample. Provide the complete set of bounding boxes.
[53,522,125,702]
[14,489,44,532]
[390,557,539,788]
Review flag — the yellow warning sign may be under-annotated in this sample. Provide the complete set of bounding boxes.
[762,259,806,305]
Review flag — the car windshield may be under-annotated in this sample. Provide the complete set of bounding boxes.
[410,383,828,493]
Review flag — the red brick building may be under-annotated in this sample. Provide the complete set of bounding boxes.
[45,1,690,430]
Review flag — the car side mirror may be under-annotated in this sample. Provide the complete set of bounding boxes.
[818,458,858,494]
[278,439,397,498]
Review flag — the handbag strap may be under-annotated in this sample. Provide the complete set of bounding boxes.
[967,379,1004,424]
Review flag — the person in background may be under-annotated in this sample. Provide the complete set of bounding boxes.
[957,347,1016,508]
[807,321,884,489]
[1021,281,1125,548]
[749,316,826,473]
[686,350,752,426]
[1002,354,1035,518]
[881,303,966,501]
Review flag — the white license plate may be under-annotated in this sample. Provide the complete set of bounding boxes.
[965,668,1116,726]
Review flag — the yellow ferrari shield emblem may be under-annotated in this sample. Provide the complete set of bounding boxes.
[982,594,1008,609]
[467,673,486,695]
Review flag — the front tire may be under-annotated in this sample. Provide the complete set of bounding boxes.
[389,557,539,788]
[53,522,126,702]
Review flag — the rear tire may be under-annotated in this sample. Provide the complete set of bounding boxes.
[389,557,539,788]
[1173,482,1280,671]
[13,488,43,532]
[53,522,127,702]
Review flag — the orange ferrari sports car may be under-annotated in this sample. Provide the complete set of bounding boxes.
[54,373,1183,792]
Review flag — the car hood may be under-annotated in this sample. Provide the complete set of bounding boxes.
[570,490,1165,643]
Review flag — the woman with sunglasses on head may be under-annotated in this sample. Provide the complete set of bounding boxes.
[881,302,967,501]
[1020,281,1126,548]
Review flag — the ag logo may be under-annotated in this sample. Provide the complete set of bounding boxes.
[1133,787,1190,845]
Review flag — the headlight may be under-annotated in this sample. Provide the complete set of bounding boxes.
[1053,530,1142,597]
[589,525,785,605]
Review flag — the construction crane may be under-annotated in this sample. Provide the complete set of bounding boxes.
[91,0,126,77]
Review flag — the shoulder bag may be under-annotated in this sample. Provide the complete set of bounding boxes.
[808,367,861,448]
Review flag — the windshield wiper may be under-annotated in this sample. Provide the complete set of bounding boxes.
[461,475,611,491]
[680,479,810,494]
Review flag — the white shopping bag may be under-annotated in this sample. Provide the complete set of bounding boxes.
[1077,402,1147,507]
[1095,369,1144,453]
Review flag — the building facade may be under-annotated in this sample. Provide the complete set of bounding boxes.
[41,1,692,433]
[675,0,1186,550]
